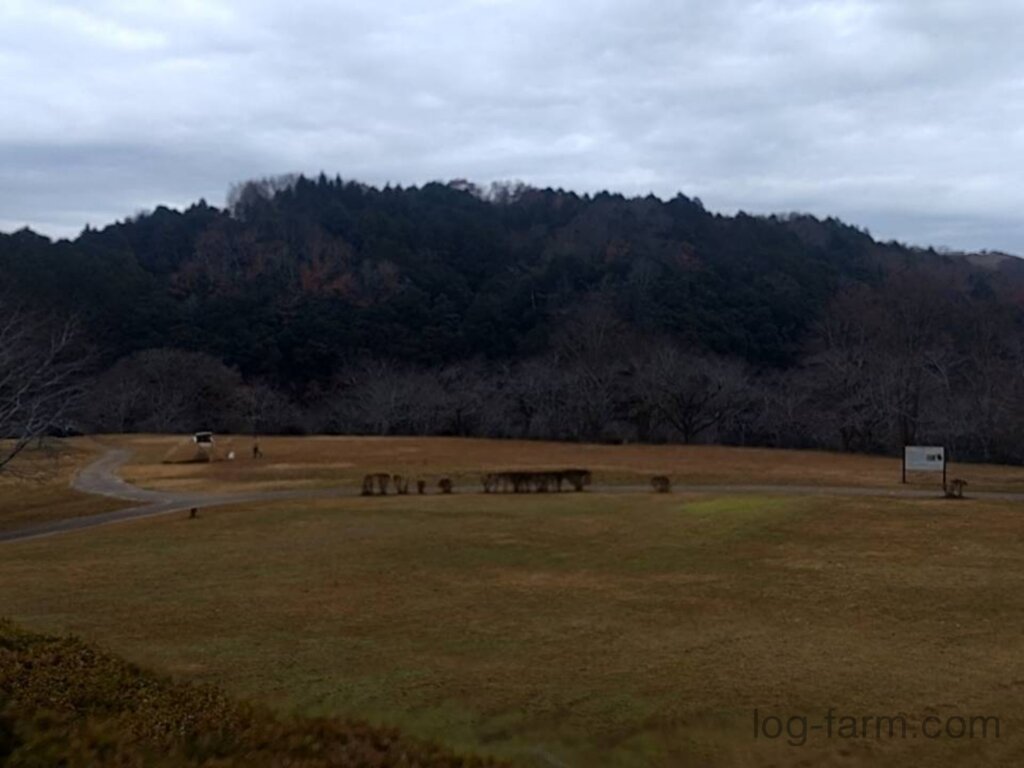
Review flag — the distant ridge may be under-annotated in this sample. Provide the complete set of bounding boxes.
[5,175,1024,462]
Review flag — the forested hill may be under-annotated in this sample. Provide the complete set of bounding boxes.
[4,175,1024,461]
[0,176,953,375]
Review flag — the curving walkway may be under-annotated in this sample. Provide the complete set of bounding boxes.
[3,449,1022,543]
[2,450,343,543]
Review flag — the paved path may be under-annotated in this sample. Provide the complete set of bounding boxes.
[2,451,345,543]
[3,449,1022,543]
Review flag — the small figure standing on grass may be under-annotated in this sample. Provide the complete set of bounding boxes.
[189,507,198,519]
[252,442,263,459]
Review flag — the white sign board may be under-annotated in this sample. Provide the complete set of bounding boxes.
[904,446,945,472]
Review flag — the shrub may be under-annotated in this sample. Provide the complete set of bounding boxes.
[0,620,503,767]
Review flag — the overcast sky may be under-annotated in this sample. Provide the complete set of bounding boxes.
[2,0,1024,253]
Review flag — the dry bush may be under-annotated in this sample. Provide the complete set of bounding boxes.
[0,620,503,767]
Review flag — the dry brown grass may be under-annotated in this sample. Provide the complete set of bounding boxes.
[108,433,1024,496]
[0,438,129,532]
[1,620,503,767]
[2,489,1023,766]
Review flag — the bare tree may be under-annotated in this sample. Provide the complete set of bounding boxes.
[82,367,146,434]
[549,296,633,441]
[85,349,244,434]
[0,302,85,471]
[331,360,420,435]
[500,359,568,438]
[227,174,301,218]
[745,371,819,449]
[238,382,300,436]
[808,271,957,452]
[632,343,749,444]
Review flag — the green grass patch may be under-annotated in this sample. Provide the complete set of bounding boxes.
[2,492,1023,766]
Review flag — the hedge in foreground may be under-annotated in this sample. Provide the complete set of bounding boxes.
[0,620,503,767]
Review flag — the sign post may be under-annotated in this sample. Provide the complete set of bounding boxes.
[903,446,946,488]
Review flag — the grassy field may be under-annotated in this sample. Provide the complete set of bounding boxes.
[2,620,501,767]
[2,463,1023,766]
[109,433,1024,495]
[0,438,129,532]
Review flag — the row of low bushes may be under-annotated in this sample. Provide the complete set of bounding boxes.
[0,620,502,767]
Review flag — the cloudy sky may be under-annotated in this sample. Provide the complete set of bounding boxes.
[2,0,1024,253]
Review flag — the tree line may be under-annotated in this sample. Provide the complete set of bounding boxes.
[4,175,1024,465]
[68,267,1024,464]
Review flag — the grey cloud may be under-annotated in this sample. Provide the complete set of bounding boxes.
[1,0,1022,253]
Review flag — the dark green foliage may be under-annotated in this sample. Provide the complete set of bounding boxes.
[0,620,503,767]
[0,177,907,381]
[7,176,1024,461]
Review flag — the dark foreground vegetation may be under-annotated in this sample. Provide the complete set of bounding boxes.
[4,175,1024,462]
[0,620,500,767]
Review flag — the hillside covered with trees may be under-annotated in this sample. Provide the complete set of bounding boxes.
[4,175,1024,462]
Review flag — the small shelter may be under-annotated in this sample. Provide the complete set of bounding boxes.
[193,431,215,461]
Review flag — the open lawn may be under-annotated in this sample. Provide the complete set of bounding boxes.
[109,433,1024,496]
[0,439,129,532]
[2,480,1023,766]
